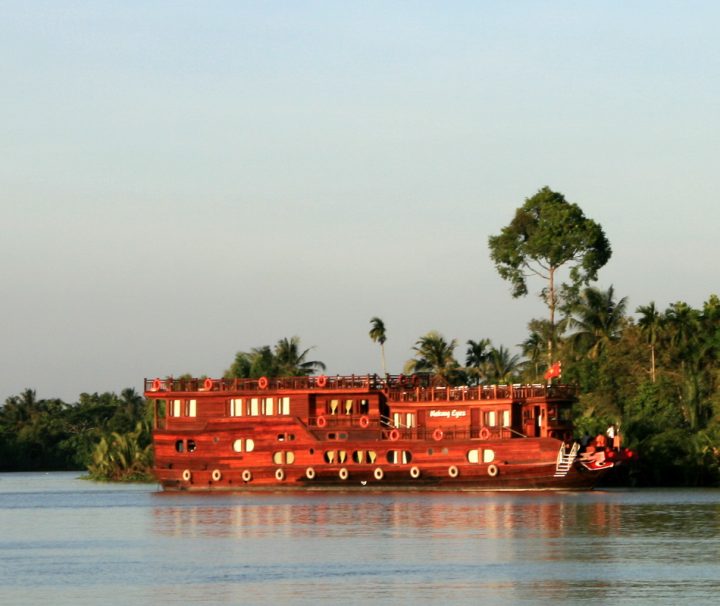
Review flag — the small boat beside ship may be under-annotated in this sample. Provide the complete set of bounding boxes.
[144,373,632,491]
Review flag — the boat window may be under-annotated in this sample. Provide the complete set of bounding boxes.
[344,399,353,414]
[273,451,283,464]
[483,449,495,463]
[250,398,259,416]
[233,438,254,453]
[467,449,480,464]
[386,450,412,464]
[329,400,339,415]
[367,450,377,464]
[324,450,336,463]
[263,397,274,415]
[230,398,243,417]
[352,450,365,463]
[280,397,290,415]
[359,399,369,414]
[175,440,184,453]
[338,450,347,463]
[484,411,497,427]
[406,413,415,428]
[171,400,182,417]
[502,410,510,427]
[186,399,197,417]
[187,439,196,452]
[277,434,285,442]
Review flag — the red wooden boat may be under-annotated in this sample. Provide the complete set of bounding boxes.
[144,374,632,491]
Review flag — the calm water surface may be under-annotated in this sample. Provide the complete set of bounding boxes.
[1,472,720,605]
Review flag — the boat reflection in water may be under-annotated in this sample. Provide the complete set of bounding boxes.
[147,491,720,604]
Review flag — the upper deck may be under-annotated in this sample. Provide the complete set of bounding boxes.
[143,374,577,404]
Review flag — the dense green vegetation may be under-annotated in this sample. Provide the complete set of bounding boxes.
[0,388,153,481]
[2,188,718,485]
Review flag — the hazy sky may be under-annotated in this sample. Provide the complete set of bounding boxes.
[3,1,719,402]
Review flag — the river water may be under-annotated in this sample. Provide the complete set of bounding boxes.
[1,473,719,605]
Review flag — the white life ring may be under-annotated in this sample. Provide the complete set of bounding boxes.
[339,467,349,480]
[275,468,285,481]
[181,469,191,482]
[305,467,316,480]
[410,466,420,479]
[448,465,459,478]
[211,469,222,482]
[373,467,384,481]
[241,469,252,482]
[487,464,499,477]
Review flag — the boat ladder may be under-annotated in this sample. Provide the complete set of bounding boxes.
[554,442,579,477]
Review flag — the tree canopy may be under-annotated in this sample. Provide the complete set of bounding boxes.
[489,187,611,359]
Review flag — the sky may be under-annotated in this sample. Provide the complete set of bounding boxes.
[2,1,719,403]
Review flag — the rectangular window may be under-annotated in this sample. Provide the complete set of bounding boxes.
[250,398,259,416]
[406,413,415,428]
[280,397,290,415]
[264,397,274,415]
[187,399,197,417]
[230,398,243,417]
[171,399,182,417]
[502,410,510,428]
[393,412,401,427]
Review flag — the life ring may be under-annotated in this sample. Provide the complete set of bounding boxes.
[316,375,328,388]
[410,466,420,479]
[211,469,222,482]
[317,415,327,428]
[151,378,162,391]
[339,467,349,480]
[359,415,370,428]
[374,467,384,481]
[432,428,443,441]
[480,427,491,440]
[204,378,214,390]
[275,468,285,481]
[305,467,316,480]
[487,464,499,477]
[241,469,252,482]
[389,428,400,441]
[448,465,459,478]
[258,376,269,389]
[181,469,191,482]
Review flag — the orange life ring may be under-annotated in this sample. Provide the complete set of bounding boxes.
[316,375,328,388]
[389,429,400,441]
[258,376,269,389]
[359,415,370,428]
[317,415,327,428]
[432,428,443,441]
[151,378,161,391]
[204,378,214,390]
[480,427,491,440]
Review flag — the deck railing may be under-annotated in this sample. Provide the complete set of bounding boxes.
[144,375,577,401]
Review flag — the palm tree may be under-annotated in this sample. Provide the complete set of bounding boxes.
[404,331,461,384]
[274,336,326,376]
[369,317,388,375]
[486,346,522,384]
[465,338,492,385]
[568,285,628,360]
[637,301,662,382]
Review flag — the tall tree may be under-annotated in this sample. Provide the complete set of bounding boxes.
[225,337,325,379]
[369,317,388,375]
[637,301,662,383]
[568,285,628,360]
[404,331,461,384]
[465,338,492,385]
[488,186,611,362]
[274,336,326,376]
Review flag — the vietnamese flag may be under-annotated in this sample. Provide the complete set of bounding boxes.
[544,361,562,380]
